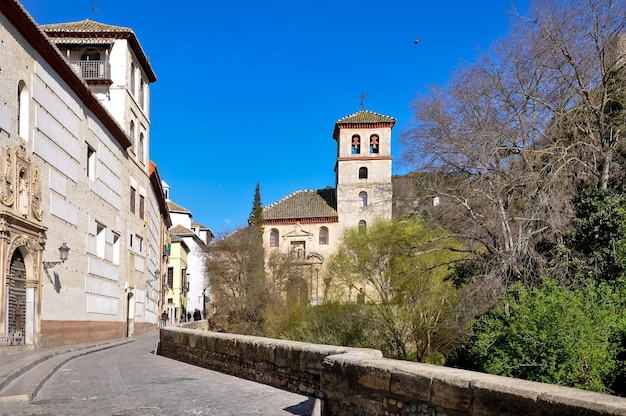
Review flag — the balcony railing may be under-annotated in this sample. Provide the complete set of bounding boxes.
[68,60,110,81]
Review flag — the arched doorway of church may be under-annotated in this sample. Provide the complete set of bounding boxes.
[6,249,26,345]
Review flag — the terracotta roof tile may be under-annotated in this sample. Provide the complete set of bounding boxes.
[336,109,395,125]
[167,201,192,215]
[170,224,193,235]
[191,221,209,230]
[40,19,133,33]
[263,189,337,220]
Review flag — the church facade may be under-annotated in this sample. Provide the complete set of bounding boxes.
[262,109,395,305]
[0,0,169,349]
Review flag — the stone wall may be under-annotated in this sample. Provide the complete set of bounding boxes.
[159,327,626,416]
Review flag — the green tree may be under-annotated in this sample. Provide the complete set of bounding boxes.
[466,278,626,393]
[541,185,626,285]
[326,217,469,361]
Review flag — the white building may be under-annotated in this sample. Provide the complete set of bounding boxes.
[163,182,213,320]
[262,109,395,304]
[0,0,169,348]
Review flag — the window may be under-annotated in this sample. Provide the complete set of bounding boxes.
[139,194,145,220]
[137,236,144,252]
[319,227,328,245]
[138,132,145,164]
[358,220,367,234]
[17,81,29,139]
[359,167,368,179]
[167,267,174,288]
[351,135,361,155]
[270,229,279,247]
[182,268,187,291]
[129,120,135,147]
[112,233,120,264]
[96,222,105,258]
[370,134,379,154]
[139,79,145,109]
[130,187,136,213]
[87,144,96,180]
[130,62,136,96]
[359,191,368,207]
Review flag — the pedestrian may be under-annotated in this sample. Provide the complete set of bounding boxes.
[193,309,201,321]
[161,311,168,327]
[187,312,191,322]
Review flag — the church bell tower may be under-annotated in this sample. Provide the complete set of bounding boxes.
[332,109,395,231]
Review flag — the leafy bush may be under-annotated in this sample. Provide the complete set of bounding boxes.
[276,303,382,350]
[464,278,626,394]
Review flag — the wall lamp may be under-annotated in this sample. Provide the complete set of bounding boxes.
[44,242,70,269]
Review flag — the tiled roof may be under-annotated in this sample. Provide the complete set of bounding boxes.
[167,201,192,215]
[263,189,337,220]
[191,221,209,230]
[170,234,184,243]
[40,19,133,33]
[336,109,395,125]
[170,224,193,235]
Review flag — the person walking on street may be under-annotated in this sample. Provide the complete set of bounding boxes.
[161,311,168,327]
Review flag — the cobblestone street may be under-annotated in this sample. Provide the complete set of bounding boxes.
[0,333,314,416]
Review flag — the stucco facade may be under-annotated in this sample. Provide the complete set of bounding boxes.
[0,0,168,349]
[164,187,213,320]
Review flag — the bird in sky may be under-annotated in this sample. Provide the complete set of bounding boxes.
[411,38,420,44]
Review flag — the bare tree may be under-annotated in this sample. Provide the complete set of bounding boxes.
[400,0,626,294]
[207,226,267,334]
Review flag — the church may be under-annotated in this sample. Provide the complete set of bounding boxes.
[262,109,395,305]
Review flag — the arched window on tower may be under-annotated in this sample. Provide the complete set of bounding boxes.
[358,220,367,234]
[319,227,329,245]
[81,49,102,78]
[359,167,368,179]
[351,135,361,155]
[129,120,135,148]
[138,132,145,164]
[370,134,379,154]
[270,229,279,248]
[359,191,368,207]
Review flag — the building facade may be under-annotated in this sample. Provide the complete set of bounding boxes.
[0,0,168,349]
[163,183,213,322]
[262,109,395,304]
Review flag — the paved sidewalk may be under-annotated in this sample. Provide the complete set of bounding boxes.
[0,333,149,403]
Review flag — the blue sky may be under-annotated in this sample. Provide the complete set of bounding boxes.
[20,0,530,236]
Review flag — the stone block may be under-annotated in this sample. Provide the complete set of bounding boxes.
[472,374,545,416]
[536,386,626,416]
[389,361,433,403]
[430,367,473,411]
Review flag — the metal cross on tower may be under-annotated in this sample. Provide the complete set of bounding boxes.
[357,91,367,109]
[91,0,99,19]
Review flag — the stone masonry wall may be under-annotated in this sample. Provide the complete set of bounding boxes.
[159,327,626,416]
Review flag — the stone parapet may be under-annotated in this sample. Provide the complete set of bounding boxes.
[159,327,626,416]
